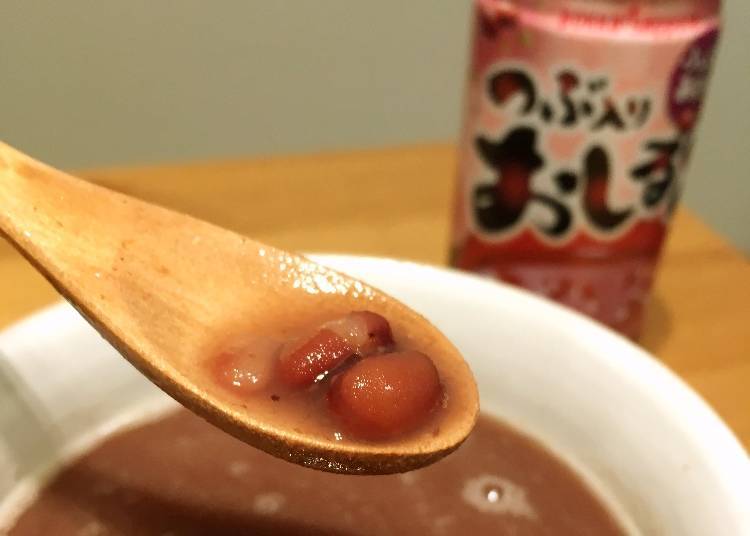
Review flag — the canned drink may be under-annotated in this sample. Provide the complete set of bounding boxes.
[451,0,721,339]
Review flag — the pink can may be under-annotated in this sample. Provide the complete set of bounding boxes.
[451,0,721,339]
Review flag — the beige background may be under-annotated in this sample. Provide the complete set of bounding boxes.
[1,1,748,251]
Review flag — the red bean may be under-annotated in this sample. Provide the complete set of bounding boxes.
[327,351,442,439]
[324,311,394,356]
[211,336,279,395]
[277,329,355,387]
[276,311,394,388]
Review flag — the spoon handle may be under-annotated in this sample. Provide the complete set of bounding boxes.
[0,143,161,311]
[0,143,112,292]
[0,141,268,366]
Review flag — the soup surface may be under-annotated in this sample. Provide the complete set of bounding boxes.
[7,409,623,535]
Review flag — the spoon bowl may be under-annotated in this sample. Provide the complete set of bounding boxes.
[0,142,478,474]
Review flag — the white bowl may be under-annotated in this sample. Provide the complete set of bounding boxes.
[0,255,748,534]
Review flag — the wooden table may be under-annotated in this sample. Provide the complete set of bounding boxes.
[1,144,748,448]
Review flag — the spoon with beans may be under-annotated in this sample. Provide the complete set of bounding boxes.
[0,142,479,475]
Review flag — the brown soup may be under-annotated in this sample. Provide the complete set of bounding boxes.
[8,409,624,535]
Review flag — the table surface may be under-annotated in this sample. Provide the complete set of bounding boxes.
[1,144,748,448]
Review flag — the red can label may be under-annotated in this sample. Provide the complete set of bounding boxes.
[451,1,720,337]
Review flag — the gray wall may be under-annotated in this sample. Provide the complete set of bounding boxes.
[2,1,748,251]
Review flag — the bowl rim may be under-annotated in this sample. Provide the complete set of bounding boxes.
[1,253,748,528]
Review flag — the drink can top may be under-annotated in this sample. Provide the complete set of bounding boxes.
[483,0,720,20]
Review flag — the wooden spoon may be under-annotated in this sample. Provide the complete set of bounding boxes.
[0,142,478,475]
